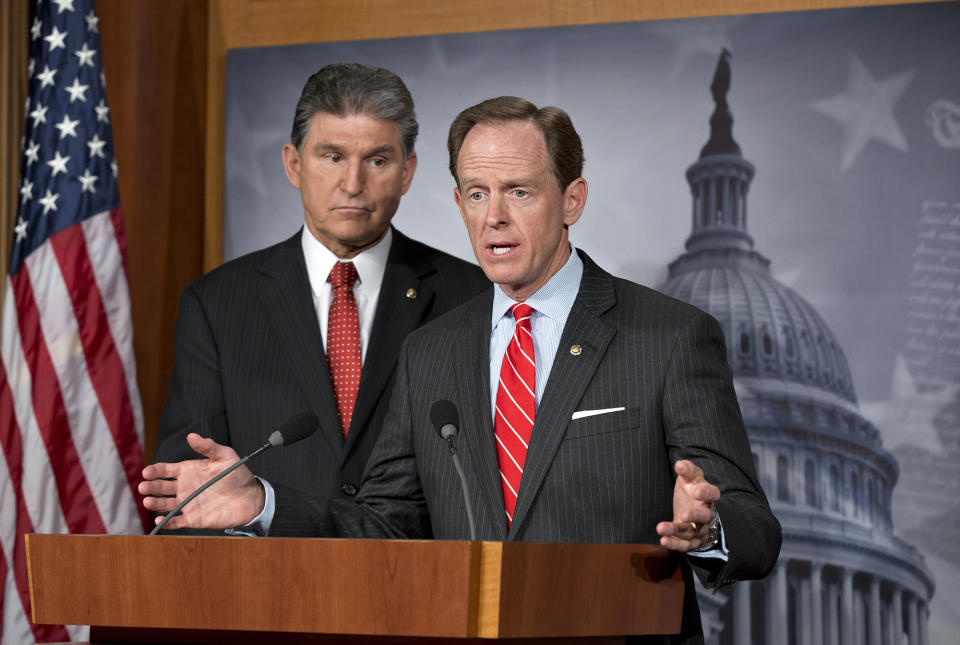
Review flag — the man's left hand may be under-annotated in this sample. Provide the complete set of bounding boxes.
[656,459,720,553]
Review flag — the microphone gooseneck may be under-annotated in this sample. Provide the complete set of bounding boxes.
[149,411,319,535]
[429,400,476,541]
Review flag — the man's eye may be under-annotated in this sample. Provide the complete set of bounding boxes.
[470,192,484,201]
[326,153,342,163]
[514,189,527,198]
[370,158,386,167]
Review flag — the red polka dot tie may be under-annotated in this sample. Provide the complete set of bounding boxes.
[494,303,535,526]
[327,261,361,437]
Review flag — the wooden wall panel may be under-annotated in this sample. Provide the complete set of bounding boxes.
[98,0,207,460]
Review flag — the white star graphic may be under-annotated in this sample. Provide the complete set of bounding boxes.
[111,159,118,178]
[31,17,42,40]
[64,77,89,103]
[25,140,40,165]
[14,218,28,243]
[29,103,48,126]
[95,99,110,123]
[52,0,76,14]
[37,65,57,88]
[85,10,100,33]
[54,114,81,139]
[38,189,59,215]
[811,53,915,171]
[77,169,98,193]
[87,133,106,158]
[44,26,67,52]
[19,179,34,204]
[47,150,70,177]
[74,42,96,67]
[27,57,35,77]
[100,71,106,87]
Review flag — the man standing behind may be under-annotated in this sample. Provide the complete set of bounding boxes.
[144,97,780,642]
[152,64,488,509]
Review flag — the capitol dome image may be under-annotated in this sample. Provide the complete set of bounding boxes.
[660,50,935,645]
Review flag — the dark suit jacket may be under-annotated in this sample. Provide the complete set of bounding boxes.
[153,228,489,501]
[272,250,780,643]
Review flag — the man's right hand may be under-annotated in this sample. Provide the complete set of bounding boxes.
[139,434,265,530]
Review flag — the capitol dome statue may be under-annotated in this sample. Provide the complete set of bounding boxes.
[660,49,934,645]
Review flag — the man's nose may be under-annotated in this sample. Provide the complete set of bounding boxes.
[340,161,365,195]
[485,194,508,228]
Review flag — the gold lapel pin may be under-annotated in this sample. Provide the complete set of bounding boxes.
[570,344,582,356]
[405,288,417,299]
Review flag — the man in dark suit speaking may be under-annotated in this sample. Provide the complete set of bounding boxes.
[143,97,780,642]
[152,63,488,508]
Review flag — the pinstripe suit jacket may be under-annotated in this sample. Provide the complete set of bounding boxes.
[272,250,780,642]
[153,228,488,502]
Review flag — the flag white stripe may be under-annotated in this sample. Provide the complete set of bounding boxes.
[1,283,69,535]
[2,567,33,645]
[81,211,144,444]
[24,244,138,535]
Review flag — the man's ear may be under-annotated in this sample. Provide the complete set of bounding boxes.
[400,151,418,195]
[562,177,588,226]
[281,142,301,190]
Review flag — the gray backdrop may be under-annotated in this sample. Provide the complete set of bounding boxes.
[224,2,960,640]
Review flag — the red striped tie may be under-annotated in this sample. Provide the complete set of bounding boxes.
[494,303,535,526]
[327,261,361,437]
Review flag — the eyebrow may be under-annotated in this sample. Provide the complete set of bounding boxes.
[312,142,398,157]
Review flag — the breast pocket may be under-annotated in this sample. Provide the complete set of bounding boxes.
[563,406,641,440]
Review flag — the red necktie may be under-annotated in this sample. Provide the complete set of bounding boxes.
[327,261,361,437]
[494,303,535,526]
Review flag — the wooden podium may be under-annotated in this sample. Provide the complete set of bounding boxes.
[26,534,684,644]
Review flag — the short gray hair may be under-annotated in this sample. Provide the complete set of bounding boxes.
[291,63,418,158]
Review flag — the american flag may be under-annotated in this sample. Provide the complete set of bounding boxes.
[1,1,148,643]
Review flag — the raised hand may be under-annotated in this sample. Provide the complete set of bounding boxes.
[656,459,720,553]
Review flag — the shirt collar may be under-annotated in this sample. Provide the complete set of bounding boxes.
[301,226,392,297]
[490,245,584,328]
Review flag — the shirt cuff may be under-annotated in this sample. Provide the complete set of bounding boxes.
[686,513,729,561]
[224,476,275,537]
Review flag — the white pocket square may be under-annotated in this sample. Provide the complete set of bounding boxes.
[571,406,625,420]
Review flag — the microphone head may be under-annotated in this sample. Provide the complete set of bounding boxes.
[430,399,459,440]
[268,411,319,447]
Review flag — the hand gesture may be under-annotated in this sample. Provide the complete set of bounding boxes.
[139,434,265,530]
[656,459,720,553]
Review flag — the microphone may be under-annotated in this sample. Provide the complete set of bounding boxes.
[429,400,476,541]
[149,411,319,535]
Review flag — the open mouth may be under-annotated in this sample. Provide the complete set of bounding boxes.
[491,244,516,256]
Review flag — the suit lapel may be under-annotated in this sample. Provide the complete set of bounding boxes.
[258,232,344,456]
[508,254,618,538]
[345,230,434,457]
[454,294,508,540]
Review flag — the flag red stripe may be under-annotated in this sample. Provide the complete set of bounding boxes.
[0,364,71,643]
[109,206,131,277]
[49,225,149,531]
[10,270,108,536]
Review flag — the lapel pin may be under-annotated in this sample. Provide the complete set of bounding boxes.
[405,288,417,299]
[570,344,582,356]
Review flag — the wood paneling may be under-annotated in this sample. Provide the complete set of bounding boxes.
[98,0,207,460]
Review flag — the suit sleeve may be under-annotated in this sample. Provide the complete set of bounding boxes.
[662,311,781,587]
[153,283,230,463]
[270,338,433,539]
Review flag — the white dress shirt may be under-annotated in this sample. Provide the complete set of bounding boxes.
[301,225,392,362]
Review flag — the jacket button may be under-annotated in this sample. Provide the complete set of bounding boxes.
[341,483,358,496]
